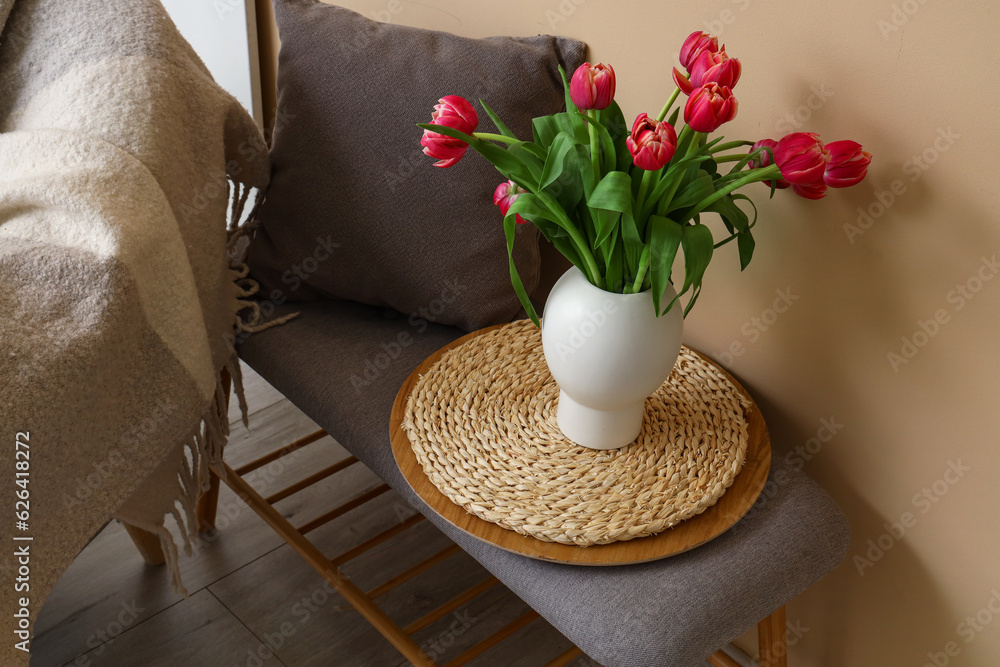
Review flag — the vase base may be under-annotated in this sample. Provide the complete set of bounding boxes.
[555,391,645,450]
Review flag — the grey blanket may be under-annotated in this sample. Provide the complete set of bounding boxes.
[0,1,271,661]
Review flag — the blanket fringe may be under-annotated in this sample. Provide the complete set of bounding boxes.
[171,362,233,595]
[138,179,299,596]
[227,180,299,337]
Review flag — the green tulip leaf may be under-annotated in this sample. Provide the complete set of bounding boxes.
[731,194,758,228]
[558,64,578,115]
[532,115,561,148]
[675,127,697,159]
[599,101,631,172]
[504,192,563,229]
[576,111,617,173]
[648,215,684,315]
[502,208,539,325]
[641,154,714,220]
[705,193,748,234]
[587,171,633,248]
[540,145,586,213]
[737,229,756,271]
[730,194,758,271]
[666,106,680,128]
[512,141,546,161]
[668,171,715,212]
[679,223,715,316]
[602,228,624,292]
[508,142,544,184]
[478,99,516,139]
[620,213,644,276]
[539,132,579,190]
[699,135,726,152]
[572,143,596,197]
[725,149,761,176]
[594,208,621,251]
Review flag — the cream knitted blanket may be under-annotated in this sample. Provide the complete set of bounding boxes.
[0,0,272,661]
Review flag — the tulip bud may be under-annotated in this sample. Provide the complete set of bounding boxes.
[570,62,616,111]
[421,95,479,168]
[674,48,742,95]
[626,113,678,171]
[791,182,828,200]
[679,31,719,71]
[691,49,741,89]
[684,83,738,133]
[749,139,789,189]
[823,140,872,187]
[493,180,528,224]
[773,132,830,185]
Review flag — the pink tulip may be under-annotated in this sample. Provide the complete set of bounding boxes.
[791,182,828,200]
[749,139,789,189]
[570,62,616,111]
[684,83,738,133]
[774,132,830,185]
[678,31,719,71]
[823,140,872,188]
[493,180,528,224]
[421,95,479,168]
[673,48,741,95]
[626,113,678,171]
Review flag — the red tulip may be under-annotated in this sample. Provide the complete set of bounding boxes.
[678,31,719,71]
[823,140,872,188]
[774,132,830,185]
[749,139,789,189]
[421,95,479,168]
[626,113,678,171]
[791,182,828,200]
[684,83,738,133]
[493,180,528,224]
[570,62,616,111]
[673,48,741,95]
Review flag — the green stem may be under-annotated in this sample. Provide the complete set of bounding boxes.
[634,169,656,218]
[714,154,746,163]
[583,205,597,250]
[631,245,652,293]
[656,175,684,217]
[656,88,682,122]
[688,165,781,219]
[651,127,697,218]
[674,126,695,157]
[709,140,755,153]
[587,110,602,188]
[472,132,519,144]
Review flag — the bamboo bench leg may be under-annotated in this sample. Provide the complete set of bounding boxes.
[707,648,742,666]
[197,468,221,532]
[758,605,788,667]
[122,523,165,566]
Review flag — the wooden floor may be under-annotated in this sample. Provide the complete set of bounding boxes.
[30,364,601,667]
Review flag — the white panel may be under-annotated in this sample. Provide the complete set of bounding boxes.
[159,0,261,127]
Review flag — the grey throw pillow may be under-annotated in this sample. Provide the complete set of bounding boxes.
[248,0,587,331]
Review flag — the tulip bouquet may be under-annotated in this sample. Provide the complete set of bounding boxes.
[419,31,871,323]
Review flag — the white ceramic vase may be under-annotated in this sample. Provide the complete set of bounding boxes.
[541,266,684,450]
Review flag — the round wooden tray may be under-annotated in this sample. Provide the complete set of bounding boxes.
[390,325,770,566]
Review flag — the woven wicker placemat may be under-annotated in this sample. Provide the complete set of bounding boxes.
[403,319,750,546]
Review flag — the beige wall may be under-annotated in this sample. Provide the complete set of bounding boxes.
[260,2,1000,665]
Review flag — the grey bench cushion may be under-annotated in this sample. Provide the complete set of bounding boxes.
[238,300,850,667]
